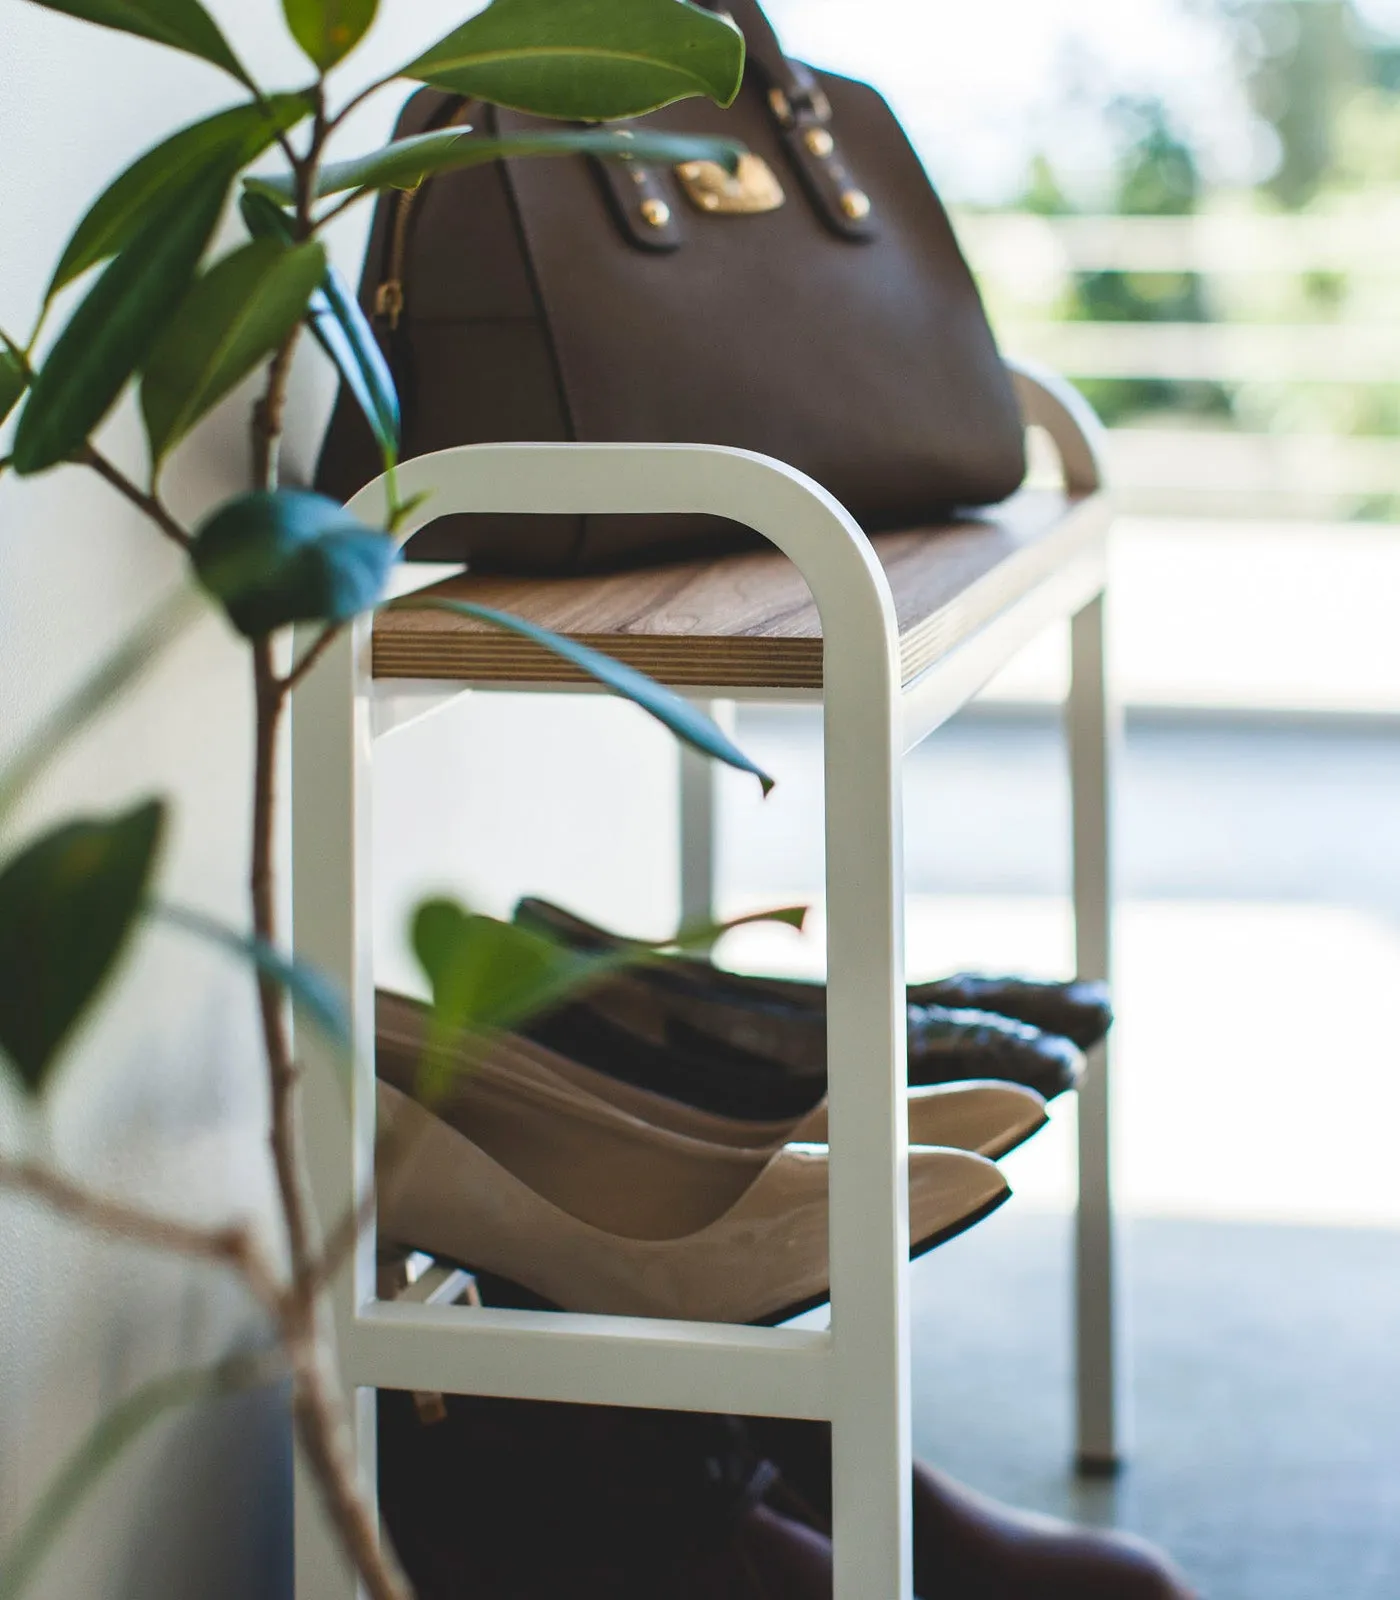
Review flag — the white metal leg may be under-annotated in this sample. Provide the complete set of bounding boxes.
[679,681,914,1591]
[294,1391,376,1598]
[291,612,379,1600]
[822,580,913,1600]
[1068,592,1127,1472]
[1010,357,1126,1474]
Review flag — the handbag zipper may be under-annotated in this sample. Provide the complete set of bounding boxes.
[374,97,475,330]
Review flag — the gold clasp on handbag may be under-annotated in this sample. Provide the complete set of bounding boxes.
[675,151,785,215]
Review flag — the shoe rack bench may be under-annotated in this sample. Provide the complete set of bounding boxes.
[290,358,1122,1599]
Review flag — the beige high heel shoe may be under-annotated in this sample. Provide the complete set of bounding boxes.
[376,1081,1010,1325]
[376,991,1048,1169]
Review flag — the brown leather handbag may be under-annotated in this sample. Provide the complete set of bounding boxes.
[315,0,1026,572]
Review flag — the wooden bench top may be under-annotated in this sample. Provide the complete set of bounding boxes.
[372,488,1108,692]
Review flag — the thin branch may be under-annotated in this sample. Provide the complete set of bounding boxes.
[280,621,344,695]
[291,1353,413,1600]
[304,1109,425,1300]
[273,127,301,172]
[81,447,191,550]
[248,67,323,1340]
[305,85,328,230]
[0,1158,283,1315]
[249,649,317,1289]
[311,187,372,232]
[307,1181,377,1304]
[327,70,405,136]
[246,78,308,175]
[241,92,415,1600]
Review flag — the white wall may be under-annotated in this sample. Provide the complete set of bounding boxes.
[0,4,674,1594]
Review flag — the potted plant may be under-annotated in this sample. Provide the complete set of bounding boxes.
[0,3,785,1594]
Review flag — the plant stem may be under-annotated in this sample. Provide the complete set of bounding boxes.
[303,1111,423,1300]
[249,560,413,1600]
[311,188,375,230]
[250,338,298,490]
[0,1158,282,1314]
[81,447,191,550]
[250,647,317,1283]
[244,104,413,1600]
[327,71,405,136]
[281,621,343,695]
[291,1346,410,1600]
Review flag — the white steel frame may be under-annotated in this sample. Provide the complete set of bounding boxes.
[289,360,1122,1598]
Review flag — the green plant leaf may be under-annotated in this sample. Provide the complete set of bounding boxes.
[12,169,231,475]
[251,125,745,202]
[237,187,296,244]
[307,265,400,459]
[391,597,774,793]
[151,901,349,1053]
[139,238,326,464]
[0,800,166,1095]
[0,342,27,429]
[409,899,806,1098]
[282,0,377,70]
[413,901,597,1043]
[402,0,745,121]
[192,489,397,638]
[22,0,250,83]
[240,190,400,461]
[49,95,311,299]
[0,1352,275,1600]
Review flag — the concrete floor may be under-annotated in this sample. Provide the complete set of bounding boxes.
[910,1211,1400,1600]
[717,703,1400,1599]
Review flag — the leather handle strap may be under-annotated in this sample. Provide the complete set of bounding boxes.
[698,0,875,240]
[593,134,684,251]
[700,0,821,112]
[590,0,876,247]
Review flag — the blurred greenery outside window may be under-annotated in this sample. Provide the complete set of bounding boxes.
[831,0,1400,519]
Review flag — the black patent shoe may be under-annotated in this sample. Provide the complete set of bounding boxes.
[910,973,1111,1052]
[516,896,1112,1051]
[514,897,1087,1110]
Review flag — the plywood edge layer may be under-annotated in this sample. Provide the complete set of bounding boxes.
[371,639,824,690]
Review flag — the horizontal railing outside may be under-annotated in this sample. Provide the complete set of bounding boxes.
[955,210,1400,521]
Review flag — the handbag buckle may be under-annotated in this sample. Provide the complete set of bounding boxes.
[675,151,786,215]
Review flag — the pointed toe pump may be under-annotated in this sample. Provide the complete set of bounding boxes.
[375,1081,1010,1325]
[791,1081,1046,1162]
[511,897,1090,1109]
[377,991,1050,1174]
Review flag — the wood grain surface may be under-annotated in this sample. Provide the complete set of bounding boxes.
[373,489,1106,690]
